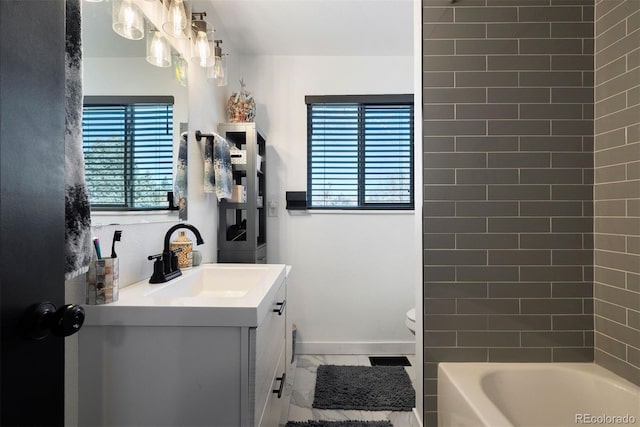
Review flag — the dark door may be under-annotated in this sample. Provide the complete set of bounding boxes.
[1,1,67,425]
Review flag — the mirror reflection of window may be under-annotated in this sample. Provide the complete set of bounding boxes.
[82,96,174,210]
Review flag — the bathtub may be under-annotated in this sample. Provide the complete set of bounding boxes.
[438,363,640,427]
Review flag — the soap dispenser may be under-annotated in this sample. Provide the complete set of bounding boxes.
[170,230,193,269]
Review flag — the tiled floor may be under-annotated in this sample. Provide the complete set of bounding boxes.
[287,354,419,427]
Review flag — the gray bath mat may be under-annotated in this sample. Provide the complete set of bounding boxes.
[286,422,392,427]
[312,365,415,411]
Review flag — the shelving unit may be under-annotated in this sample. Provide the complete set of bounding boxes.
[217,122,267,263]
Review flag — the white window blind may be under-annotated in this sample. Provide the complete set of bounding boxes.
[306,95,414,209]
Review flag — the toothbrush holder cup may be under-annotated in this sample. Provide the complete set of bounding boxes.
[86,257,119,305]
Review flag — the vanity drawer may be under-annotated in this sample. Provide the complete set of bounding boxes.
[253,280,286,425]
[259,341,286,427]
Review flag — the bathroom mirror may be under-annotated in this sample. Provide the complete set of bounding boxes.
[82,0,188,224]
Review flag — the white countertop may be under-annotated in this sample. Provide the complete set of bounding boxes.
[83,263,288,327]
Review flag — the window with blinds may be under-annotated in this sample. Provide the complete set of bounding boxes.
[306,95,414,209]
[82,96,174,210]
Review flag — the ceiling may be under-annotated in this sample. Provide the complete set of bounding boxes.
[204,0,413,56]
[82,0,414,58]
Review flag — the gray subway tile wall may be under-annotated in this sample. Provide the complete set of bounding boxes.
[594,0,640,387]
[422,1,595,424]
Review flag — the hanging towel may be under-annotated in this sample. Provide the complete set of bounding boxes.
[64,0,92,280]
[203,133,232,200]
[203,136,215,193]
[213,134,233,201]
[174,132,188,220]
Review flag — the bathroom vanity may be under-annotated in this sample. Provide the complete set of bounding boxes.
[78,264,290,427]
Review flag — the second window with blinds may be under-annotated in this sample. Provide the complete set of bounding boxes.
[306,94,414,210]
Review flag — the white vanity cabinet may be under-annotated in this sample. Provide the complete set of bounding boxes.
[78,264,289,427]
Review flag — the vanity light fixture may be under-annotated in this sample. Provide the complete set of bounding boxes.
[112,0,144,40]
[190,13,214,68]
[162,0,190,39]
[146,30,171,67]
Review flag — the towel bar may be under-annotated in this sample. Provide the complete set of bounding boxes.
[194,130,213,141]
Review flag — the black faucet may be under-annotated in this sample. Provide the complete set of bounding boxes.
[148,223,205,284]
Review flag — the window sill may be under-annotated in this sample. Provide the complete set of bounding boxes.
[290,209,415,215]
[91,210,179,226]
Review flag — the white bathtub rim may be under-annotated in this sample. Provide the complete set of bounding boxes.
[438,363,512,427]
[441,362,639,392]
[438,362,640,427]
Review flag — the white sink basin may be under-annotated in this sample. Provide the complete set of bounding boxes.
[145,264,271,299]
[83,263,287,327]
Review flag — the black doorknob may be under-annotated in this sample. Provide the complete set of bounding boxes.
[27,302,85,340]
[51,304,85,337]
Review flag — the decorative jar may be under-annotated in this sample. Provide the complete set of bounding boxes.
[227,78,256,122]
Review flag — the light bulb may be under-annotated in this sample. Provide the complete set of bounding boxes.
[214,56,223,80]
[113,0,144,40]
[216,54,227,87]
[208,40,226,85]
[195,31,210,67]
[146,31,171,67]
[163,0,187,38]
[205,51,222,81]
[206,59,216,80]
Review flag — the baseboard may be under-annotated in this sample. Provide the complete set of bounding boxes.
[413,408,423,427]
[296,341,415,355]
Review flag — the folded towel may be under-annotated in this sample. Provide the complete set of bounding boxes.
[174,132,188,219]
[65,0,92,280]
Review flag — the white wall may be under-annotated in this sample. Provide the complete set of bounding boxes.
[236,55,416,354]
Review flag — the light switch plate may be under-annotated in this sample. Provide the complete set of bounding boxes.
[268,199,278,217]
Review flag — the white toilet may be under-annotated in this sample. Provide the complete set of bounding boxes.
[405,308,416,335]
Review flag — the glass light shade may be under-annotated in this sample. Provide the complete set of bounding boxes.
[173,56,188,87]
[206,54,227,86]
[146,31,171,68]
[206,40,220,80]
[205,56,217,80]
[112,0,144,40]
[216,55,227,87]
[191,30,213,68]
[162,0,190,38]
